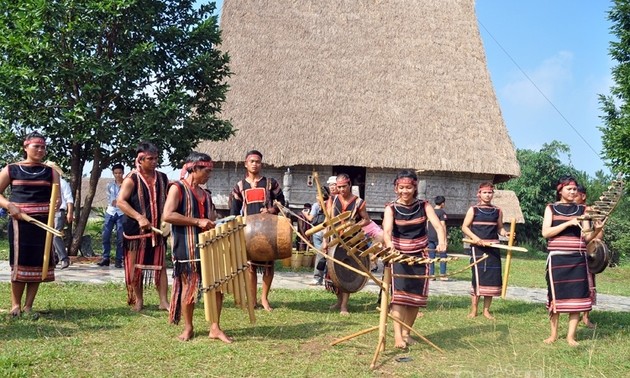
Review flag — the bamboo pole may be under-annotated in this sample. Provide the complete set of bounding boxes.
[501,218,517,299]
[370,265,392,369]
[42,183,59,280]
[236,216,256,324]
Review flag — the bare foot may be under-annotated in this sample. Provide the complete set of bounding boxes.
[394,338,407,349]
[9,306,21,317]
[543,336,557,344]
[132,301,144,312]
[177,328,194,341]
[482,311,495,320]
[467,312,477,318]
[339,310,350,316]
[404,335,418,346]
[159,302,170,311]
[209,329,234,344]
[261,301,273,312]
[582,319,596,329]
[567,338,579,347]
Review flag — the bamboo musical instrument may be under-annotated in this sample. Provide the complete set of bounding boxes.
[462,238,528,253]
[501,218,517,299]
[198,216,255,325]
[21,214,63,237]
[41,183,59,280]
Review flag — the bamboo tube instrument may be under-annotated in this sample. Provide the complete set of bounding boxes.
[42,183,59,280]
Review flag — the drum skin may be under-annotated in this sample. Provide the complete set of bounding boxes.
[244,213,293,261]
[587,239,610,274]
[327,245,369,293]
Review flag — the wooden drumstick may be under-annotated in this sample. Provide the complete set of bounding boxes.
[42,183,59,280]
[462,238,528,252]
[21,214,63,237]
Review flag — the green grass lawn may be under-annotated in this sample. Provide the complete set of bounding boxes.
[1,238,629,377]
[0,285,629,378]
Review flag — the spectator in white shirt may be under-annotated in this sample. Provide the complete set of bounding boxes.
[97,163,125,268]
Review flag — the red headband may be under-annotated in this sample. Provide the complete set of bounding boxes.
[336,177,351,186]
[395,177,417,186]
[23,137,46,147]
[245,153,262,161]
[180,161,214,179]
[478,185,494,193]
[556,180,577,192]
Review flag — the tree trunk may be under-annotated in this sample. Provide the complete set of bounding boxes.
[69,150,106,256]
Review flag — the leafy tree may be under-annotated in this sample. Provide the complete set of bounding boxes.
[0,0,233,254]
[600,0,630,177]
[498,141,579,248]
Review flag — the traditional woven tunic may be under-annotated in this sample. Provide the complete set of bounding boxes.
[168,181,214,324]
[388,199,429,308]
[545,203,592,314]
[324,194,366,294]
[230,176,285,272]
[122,170,168,305]
[469,204,502,297]
[7,163,55,282]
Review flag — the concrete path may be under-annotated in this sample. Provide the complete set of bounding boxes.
[1,260,628,312]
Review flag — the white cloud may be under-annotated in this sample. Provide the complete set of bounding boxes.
[501,51,573,109]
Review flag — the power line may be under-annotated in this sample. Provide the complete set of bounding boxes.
[478,20,602,160]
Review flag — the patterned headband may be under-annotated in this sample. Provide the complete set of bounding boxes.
[23,137,46,147]
[180,161,214,179]
[336,177,351,186]
[478,185,494,193]
[556,180,577,192]
[395,177,417,187]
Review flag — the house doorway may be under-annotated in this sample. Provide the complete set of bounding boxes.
[332,166,366,199]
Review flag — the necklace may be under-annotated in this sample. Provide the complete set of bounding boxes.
[18,164,47,176]
[475,204,496,215]
[393,199,421,217]
[552,203,581,216]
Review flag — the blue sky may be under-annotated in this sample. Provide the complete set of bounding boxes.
[187,0,615,177]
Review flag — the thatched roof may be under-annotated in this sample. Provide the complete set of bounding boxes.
[493,190,525,224]
[198,0,520,181]
[80,178,110,209]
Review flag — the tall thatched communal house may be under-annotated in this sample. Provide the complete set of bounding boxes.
[198,0,520,220]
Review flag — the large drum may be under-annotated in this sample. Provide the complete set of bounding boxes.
[587,239,611,274]
[327,245,370,293]
[244,213,293,261]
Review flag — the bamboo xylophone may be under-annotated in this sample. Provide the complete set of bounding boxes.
[198,216,256,325]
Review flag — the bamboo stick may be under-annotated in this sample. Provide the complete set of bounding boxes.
[42,183,59,280]
[501,218,517,299]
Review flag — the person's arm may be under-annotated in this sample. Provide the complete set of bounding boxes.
[62,179,74,223]
[117,175,151,232]
[355,200,371,228]
[229,183,243,216]
[382,205,394,249]
[0,166,23,220]
[267,178,285,214]
[461,207,484,245]
[496,209,507,238]
[426,203,447,251]
[162,184,214,230]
